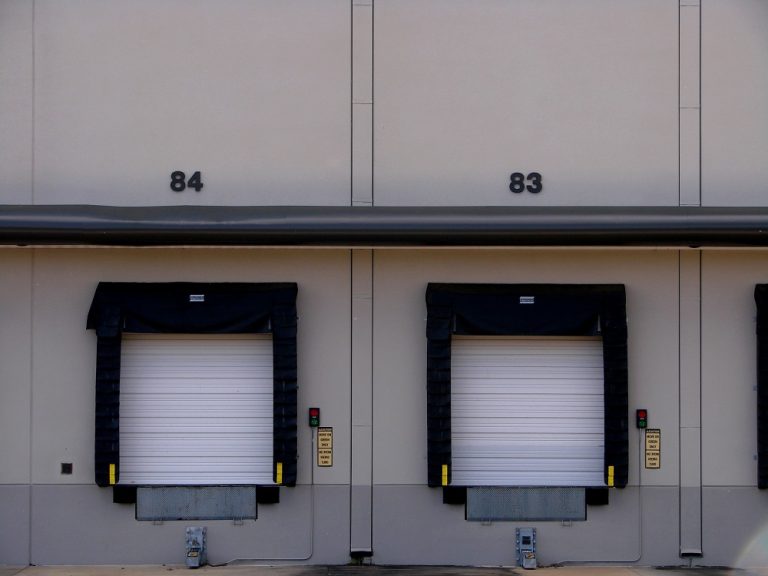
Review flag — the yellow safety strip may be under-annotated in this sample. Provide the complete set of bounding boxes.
[441,464,448,486]
[109,463,116,485]
[276,462,283,485]
[607,465,615,487]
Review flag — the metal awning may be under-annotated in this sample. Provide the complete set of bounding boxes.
[2,204,768,247]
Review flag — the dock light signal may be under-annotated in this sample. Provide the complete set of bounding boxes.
[309,407,320,428]
[636,409,648,429]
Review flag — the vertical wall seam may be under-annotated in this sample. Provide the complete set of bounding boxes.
[349,13,355,552]
[27,8,37,564]
[677,2,683,207]
[349,249,354,550]
[695,6,704,554]
[370,1,375,206]
[369,250,374,550]
[28,249,35,564]
[350,249,374,554]
[678,248,704,556]
[698,250,703,549]
[351,2,373,207]
[678,250,682,554]
[31,0,35,205]
[698,3,702,207]
[679,2,701,207]
[349,6,375,549]
[350,1,354,207]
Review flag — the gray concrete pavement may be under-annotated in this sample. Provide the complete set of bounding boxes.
[4,566,768,576]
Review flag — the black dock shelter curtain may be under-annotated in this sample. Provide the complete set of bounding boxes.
[87,282,298,488]
[755,285,768,488]
[425,283,629,489]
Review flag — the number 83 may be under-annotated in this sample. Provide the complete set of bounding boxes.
[509,172,542,194]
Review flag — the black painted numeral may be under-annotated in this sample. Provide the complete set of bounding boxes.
[509,172,543,194]
[187,171,204,192]
[526,172,542,193]
[170,171,187,192]
[170,171,204,193]
[509,172,526,193]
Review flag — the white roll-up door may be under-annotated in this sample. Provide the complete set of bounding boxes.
[451,336,604,487]
[119,333,274,485]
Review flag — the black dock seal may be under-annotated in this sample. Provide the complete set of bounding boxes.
[425,283,629,490]
[87,282,298,489]
[756,285,768,488]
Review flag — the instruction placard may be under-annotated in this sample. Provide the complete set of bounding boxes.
[317,427,333,467]
[645,428,661,469]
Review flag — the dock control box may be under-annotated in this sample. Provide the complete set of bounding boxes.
[516,527,537,569]
[185,526,207,569]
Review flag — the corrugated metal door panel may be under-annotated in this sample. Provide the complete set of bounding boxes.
[119,334,274,485]
[451,336,604,487]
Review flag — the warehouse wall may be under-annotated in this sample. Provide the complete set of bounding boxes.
[0,251,32,564]
[2,0,768,568]
[374,1,679,206]
[2,1,768,210]
[2,246,768,565]
[370,250,680,565]
[1,0,351,207]
[702,1,768,206]
[700,252,768,567]
[0,248,353,565]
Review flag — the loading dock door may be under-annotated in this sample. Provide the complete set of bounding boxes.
[119,334,274,485]
[451,336,604,486]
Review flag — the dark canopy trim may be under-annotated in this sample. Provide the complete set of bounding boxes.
[755,285,768,488]
[87,282,298,488]
[5,205,768,247]
[425,283,628,489]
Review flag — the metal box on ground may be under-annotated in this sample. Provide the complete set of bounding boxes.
[185,526,207,569]
[516,527,537,570]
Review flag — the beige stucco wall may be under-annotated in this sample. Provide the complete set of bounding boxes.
[374,1,679,206]
[702,1,768,206]
[2,0,768,566]
[701,251,765,486]
[0,248,352,487]
[372,249,680,487]
[31,0,351,206]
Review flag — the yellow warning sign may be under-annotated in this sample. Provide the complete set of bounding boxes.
[317,427,333,467]
[645,429,660,450]
[318,428,333,449]
[645,429,660,469]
